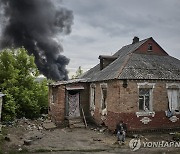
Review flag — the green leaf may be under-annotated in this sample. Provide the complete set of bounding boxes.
[0,48,48,121]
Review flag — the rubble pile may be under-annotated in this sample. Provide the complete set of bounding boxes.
[0,115,57,152]
[2,115,57,131]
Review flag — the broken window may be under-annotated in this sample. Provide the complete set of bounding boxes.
[90,84,96,115]
[136,83,155,117]
[167,89,179,112]
[139,88,151,111]
[101,87,107,110]
[51,87,58,104]
[100,83,108,116]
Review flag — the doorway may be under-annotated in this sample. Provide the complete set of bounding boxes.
[67,90,80,118]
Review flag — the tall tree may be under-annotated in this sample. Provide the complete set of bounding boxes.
[71,66,83,79]
[0,48,48,121]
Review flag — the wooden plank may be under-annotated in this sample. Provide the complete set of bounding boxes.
[81,107,87,128]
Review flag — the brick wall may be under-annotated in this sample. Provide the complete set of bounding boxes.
[106,111,180,131]
[135,38,168,56]
[48,85,66,125]
[91,80,180,131]
[48,80,180,131]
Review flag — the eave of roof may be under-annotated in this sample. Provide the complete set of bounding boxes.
[49,78,88,86]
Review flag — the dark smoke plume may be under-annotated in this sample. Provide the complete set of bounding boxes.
[0,0,73,81]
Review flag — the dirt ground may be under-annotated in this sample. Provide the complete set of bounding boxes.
[1,119,180,154]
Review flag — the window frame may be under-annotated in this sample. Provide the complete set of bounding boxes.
[100,83,108,116]
[148,43,153,52]
[136,82,155,117]
[138,88,151,112]
[90,84,96,116]
[101,87,107,110]
[51,87,58,104]
[166,83,180,113]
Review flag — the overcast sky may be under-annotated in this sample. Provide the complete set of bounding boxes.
[60,0,180,77]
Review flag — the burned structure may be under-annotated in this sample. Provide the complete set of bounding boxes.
[49,37,180,131]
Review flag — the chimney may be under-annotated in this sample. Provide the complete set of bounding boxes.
[132,36,139,44]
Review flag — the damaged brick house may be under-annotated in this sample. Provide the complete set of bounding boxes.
[48,37,180,131]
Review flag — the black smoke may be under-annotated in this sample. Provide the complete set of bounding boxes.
[0,0,73,81]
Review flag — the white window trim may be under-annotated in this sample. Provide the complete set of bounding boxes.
[136,111,155,117]
[136,82,155,117]
[166,83,180,89]
[137,82,156,89]
[90,83,96,116]
[100,83,108,116]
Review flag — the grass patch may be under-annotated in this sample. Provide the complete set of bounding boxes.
[173,132,180,141]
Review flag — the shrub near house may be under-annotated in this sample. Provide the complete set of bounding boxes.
[0,48,48,121]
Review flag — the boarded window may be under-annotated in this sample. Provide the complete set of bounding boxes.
[139,88,150,111]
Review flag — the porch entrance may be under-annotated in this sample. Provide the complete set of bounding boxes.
[66,85,87,128]
[66,85,84,118]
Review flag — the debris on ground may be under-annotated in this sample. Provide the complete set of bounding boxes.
[2,115,57,132]
[42,119,56,130]
[4,134,11,142]
[90,126,107,133]
[23,139,32,145]
[93,138,102,141]
[99,128,106,133]
[1,118,180,154]
[0,115,58,153]
[24,130,44,141]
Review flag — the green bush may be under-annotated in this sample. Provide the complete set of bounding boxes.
[0,48,48,121]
